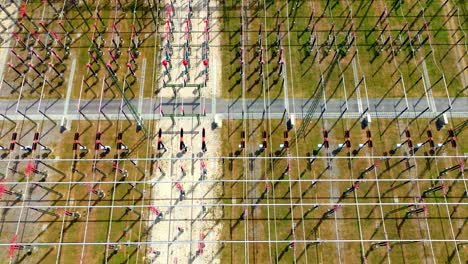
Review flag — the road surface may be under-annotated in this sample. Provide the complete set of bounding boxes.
[0,96,467,120]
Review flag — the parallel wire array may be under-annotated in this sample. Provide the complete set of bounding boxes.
[0,0,466,263]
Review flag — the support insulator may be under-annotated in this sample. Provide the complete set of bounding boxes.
[32,132,39,151]
[10,132,17,151]
[283,130,289,149]
[405,129,411,138]
[73,132,80,151]
[117,132,123,150]
[262,130,267,149]
[95,132,102,150]
[201,128,207,152]
[240,131,245,149]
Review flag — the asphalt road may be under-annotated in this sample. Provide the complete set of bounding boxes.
[0,96,467,120]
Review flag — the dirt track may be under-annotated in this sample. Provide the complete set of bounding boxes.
[148,0,223,263]
[0,3,18,90]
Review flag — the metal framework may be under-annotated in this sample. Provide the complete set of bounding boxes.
[0,0,466,263]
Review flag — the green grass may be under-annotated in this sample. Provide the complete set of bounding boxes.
[218,0,466,99]
[0,117,154,263]
[218,115,467,263]
[0,1,159,101]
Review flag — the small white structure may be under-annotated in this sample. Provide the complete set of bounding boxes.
[214,114,222,128]
[442,113,448,124]
[100,145,111,152]
[290,114,296,126]
[21,146,32,151]
[120,145,129,151]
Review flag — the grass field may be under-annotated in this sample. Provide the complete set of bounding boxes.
[217,116,467,263]
[0,118,155,263]
[219,0,467,100]
[1,115,465,263]
[0,1,159,101]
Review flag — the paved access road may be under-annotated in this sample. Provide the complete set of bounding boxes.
[0,97,467,120]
